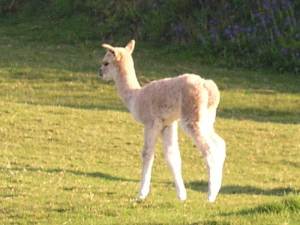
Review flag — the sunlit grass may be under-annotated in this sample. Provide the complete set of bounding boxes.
[0,23,299,225]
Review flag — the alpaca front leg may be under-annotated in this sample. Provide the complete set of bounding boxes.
[138,148,155,199]
[162,122,186,201]
[138,123,160,200]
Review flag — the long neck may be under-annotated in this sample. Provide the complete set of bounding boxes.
[114,58,141,109]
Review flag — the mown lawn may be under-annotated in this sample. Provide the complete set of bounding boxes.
[0,22,300,225]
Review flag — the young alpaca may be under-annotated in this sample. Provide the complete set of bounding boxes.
[99,40,226,202]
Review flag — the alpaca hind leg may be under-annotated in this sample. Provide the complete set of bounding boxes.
[183,120,225,202]
[206,109,226,202]
[162,122,187,201]
[205,132,226,202]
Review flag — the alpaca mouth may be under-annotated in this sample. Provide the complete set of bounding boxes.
[98,69,103,78]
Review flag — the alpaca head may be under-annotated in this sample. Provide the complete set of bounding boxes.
[100,40,135,81]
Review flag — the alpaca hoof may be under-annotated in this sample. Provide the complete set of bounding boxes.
[178,191,187,201]
[208,193,217,203]
[135,195,147,203]
[137,195,147,200]
[137,191,149,201]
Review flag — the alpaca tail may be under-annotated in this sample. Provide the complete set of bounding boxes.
[203,80,220,109]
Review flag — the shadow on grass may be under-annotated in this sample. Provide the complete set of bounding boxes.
[19,100,300,125]
[221,196,300,217]
[0,28,299,96]
[187,181,299,196]
[219,108,300,124]
[19,100,127,112]
[0,165,138,183]
[281,160,300,168]
[131,222,230,225]
[187,221,230,225]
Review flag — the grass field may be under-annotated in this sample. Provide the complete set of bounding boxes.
[0,22,300,225]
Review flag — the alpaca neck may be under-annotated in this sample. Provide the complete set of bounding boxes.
[115,60,141,110]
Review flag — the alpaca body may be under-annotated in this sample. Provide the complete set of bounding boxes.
[100,40,226,202]
[131,74,219,126]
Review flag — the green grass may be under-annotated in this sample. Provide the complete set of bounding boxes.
[0,22,300,225]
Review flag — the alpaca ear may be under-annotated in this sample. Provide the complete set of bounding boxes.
[125,40,135,54]
[102,43,121,61]
[102,43,115,52]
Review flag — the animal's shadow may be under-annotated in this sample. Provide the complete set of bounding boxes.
[1,165,138,183]
[187,181,299,196]
[3,165,298,196]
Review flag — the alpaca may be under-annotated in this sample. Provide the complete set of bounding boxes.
[99,40,226,202]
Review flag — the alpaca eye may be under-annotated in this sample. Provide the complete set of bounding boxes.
[103,62,109,66]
